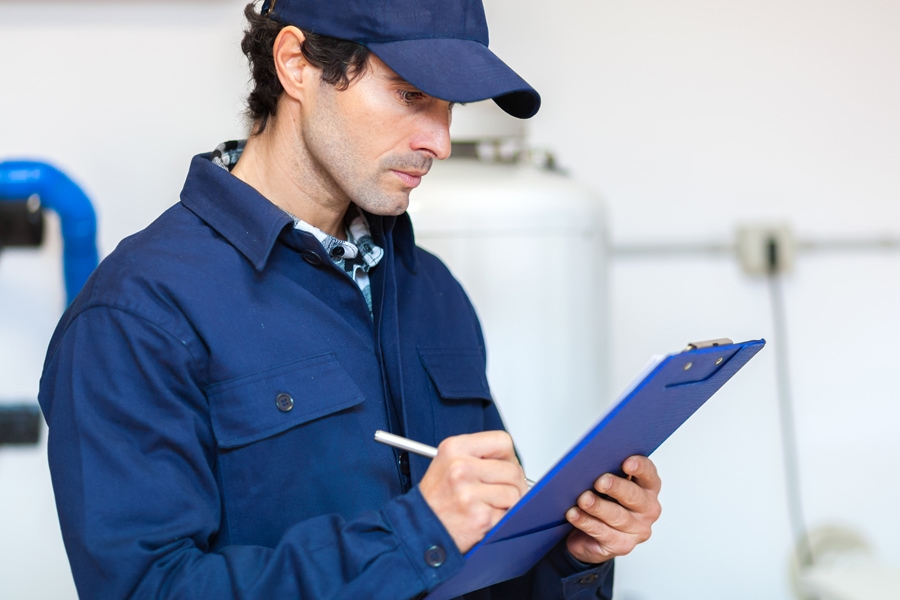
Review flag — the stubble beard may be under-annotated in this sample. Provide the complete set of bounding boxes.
[358,154,434,216]
[309,145,434,217]
[300,86,434,216]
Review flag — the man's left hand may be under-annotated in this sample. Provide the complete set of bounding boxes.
[565,455,662,564]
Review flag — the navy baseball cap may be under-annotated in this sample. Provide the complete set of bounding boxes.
[260,0,541,119]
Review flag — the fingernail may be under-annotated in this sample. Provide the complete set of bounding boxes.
[566,507,579,522]
[598,475,611,491]
[580,491,595,507]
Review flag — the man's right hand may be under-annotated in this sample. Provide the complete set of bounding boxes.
[418,431,529,553]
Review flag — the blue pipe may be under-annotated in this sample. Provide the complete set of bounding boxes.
[0,160,99,305]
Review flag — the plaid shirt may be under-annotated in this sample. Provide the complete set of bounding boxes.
[212,140,384,317]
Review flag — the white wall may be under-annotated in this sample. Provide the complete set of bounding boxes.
[483,1,900,599]
[2,1,898,599]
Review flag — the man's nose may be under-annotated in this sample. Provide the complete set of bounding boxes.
[413,102,452,161]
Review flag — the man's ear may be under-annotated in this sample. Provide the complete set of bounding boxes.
[273,26,315,102]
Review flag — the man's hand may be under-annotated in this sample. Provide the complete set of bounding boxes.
[565,456,662,564]
[419,431,529,553]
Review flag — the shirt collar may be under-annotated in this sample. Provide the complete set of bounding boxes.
[286,205,384,274]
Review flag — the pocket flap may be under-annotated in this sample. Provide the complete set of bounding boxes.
[207,353,364,449]
[418,347,492,401]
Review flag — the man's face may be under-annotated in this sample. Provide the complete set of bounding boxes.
[298,55,453,216]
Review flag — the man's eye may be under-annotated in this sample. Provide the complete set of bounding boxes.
[398,90,426,105]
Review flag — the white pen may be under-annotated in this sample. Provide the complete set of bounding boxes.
[374,430,439,458]
[373,430,535,487]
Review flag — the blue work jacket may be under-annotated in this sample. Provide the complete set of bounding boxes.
[38,153,613,599]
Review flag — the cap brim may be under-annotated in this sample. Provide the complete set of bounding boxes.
[366,38,541,119]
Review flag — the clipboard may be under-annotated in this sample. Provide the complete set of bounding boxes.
[425,338,766,599]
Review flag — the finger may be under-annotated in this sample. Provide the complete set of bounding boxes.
[481,481,525,511]
[574,488,656,546]
[438,430,518,462]
[592,473,647,512]
[468,457,530,496]
[568,500,652,550]
[567,523,637,563]
[445,471,522,515]
[485,460,530,495]
[442,455,529,498]
[565,528,613,564]
[576,489,635,532]
[622,456,662,493]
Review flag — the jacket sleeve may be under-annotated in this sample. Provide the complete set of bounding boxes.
[39,305,465,600]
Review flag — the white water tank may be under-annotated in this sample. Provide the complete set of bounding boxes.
[410,102,610,478]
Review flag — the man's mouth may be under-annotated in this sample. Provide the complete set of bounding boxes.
[392,169,426,188]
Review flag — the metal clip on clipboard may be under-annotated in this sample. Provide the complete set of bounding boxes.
[685,337,734,350]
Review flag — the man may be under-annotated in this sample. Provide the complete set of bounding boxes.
[39,1,662,598]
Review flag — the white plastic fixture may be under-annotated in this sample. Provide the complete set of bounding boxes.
[736,222,795,275]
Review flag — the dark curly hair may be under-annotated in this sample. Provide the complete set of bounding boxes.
[241,1,371,135]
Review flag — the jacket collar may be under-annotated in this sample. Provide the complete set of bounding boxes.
[180,152,292,272]
[179,151,419,273]
[388,211,418,273]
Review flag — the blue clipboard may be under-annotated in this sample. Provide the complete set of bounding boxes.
[426,338,766,599]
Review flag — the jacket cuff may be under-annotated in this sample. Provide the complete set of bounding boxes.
[562,546,606,572]
[541,539,615,600]
[559,558,615,600]
[382,485,464,592]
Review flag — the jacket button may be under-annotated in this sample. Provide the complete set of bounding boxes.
[578,573,599,585]
[398,451,410,475]
[300,250,323,265]
[424,545,446,568]
[275,393,294,412]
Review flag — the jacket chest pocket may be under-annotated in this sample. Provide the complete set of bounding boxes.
[418,346,494,438]
[207,352,365,449]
